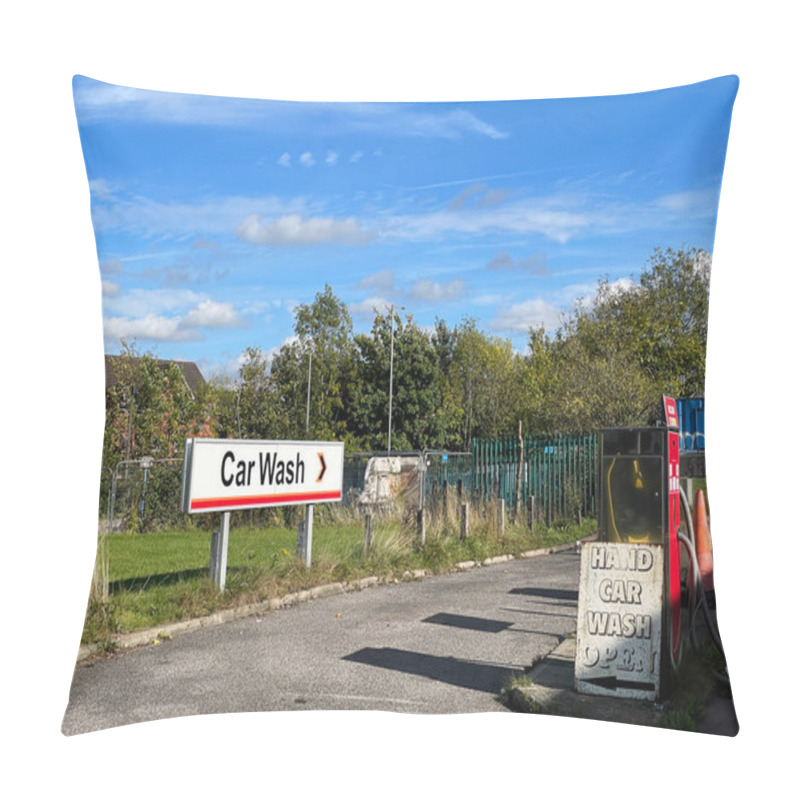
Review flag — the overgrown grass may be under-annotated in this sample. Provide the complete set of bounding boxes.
[659,637,731,732]
[83,510,596,648]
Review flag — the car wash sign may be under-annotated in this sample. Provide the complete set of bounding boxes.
[181,438,344,514]
[575,542,664,701]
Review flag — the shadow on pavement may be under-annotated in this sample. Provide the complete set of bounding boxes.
[343,647,522,694]
[507,587,578,603]
[422,612,514,633]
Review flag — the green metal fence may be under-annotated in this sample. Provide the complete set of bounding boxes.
[472,432,597,523]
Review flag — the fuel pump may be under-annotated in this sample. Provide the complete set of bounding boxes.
[597,397,684,682]
[576,396,725,701]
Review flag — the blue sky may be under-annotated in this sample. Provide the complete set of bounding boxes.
[74,75,736,381]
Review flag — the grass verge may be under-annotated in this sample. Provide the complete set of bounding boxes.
[659,635,734,733]
[82,513,596,649]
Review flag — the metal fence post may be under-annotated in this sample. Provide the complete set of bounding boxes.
[363,512,375,555]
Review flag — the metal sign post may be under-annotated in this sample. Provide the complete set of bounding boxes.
[209,512,231,592]
[296,504,314,568]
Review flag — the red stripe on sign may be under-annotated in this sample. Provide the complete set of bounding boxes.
[191,490,341,511]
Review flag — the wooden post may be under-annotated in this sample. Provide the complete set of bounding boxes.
[528,495,536,534]
[363,512,375,555]
[498,498,505,537]
[460,502,469,540]
[442,479,449,523]
[515,420,523,521]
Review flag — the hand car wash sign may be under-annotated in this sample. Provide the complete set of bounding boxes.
[181,439,344,514]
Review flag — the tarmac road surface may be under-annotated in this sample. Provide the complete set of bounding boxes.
[62,550,581,735]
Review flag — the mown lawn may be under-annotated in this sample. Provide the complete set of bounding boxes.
[84,516,597,646]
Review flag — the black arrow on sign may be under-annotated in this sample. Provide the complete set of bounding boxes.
[582,675,655,693]
[317,453,327,482]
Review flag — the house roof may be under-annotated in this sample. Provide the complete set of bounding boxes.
[104,355,206,398]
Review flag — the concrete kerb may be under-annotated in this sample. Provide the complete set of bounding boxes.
[76,535,596,664]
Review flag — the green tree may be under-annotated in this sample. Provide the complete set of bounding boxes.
[588,247,711,402]
[448,319,522,448]
[518,325,558,433]
[271,285,357,441]
[350,309,442,451]
[101,341,214,527]
[234,346,286,439]
[517,246,711,432]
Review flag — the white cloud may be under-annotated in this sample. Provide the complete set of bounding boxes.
[239,298,284,315]
[490,298,563,333]
[350,151,363,163]
[99,259,122,275]
[449,183,487,211]
[85,172,720,253]
[355,269,397,294]
[74,79,509,142]
[266,334,300,363]
[602,277,636,297]
[408,278,465,303]
[379,199,591,244]
[342,104,508,140]
[326,151,338,166]
[445,109,507,140]
[487,251,549,275]
[103,314,202,343]
[199,352,250,383]
[277,152,291,167]
[103,294,247,343]
[103,287,203,318]
[101,280,121,297]
[348,297,388,318]
[179,299,246,329]
[473,293,504,306]
[74,79,288,128]
[236,213,373,246]
[479,188,510,207]
[88,178,115,201]
[90,193,307,238]
[655,189,718,213]
[299,152,315,167]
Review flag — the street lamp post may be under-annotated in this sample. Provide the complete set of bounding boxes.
[305,346,312,434]
[387,304,405,453]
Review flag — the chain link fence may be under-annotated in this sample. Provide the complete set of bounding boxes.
[102,449,480,534]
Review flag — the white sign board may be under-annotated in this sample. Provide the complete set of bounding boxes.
[181,438,344,514]
[575,543,663,701]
